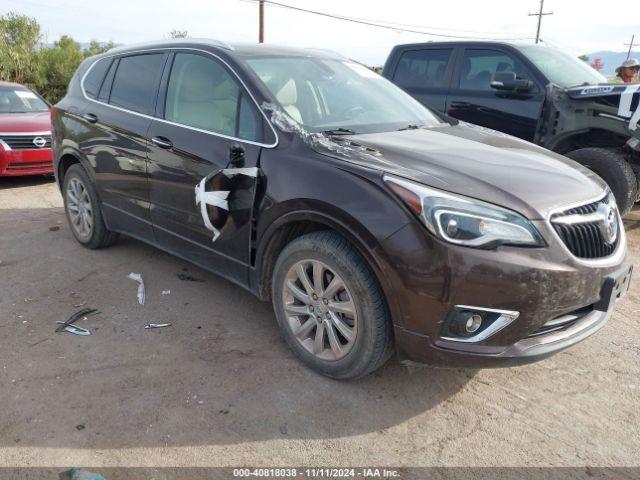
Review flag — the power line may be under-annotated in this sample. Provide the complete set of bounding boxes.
[241,0,534,41]
[528,0,553,44]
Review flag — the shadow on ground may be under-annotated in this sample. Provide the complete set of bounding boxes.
[0,207,474,449]
[0,175,54,190]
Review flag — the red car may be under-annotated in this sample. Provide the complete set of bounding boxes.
[0,81,53,176]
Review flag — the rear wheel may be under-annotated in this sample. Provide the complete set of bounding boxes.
[566,147,637,215]
[63,164,118,249]
[272,231,393,379]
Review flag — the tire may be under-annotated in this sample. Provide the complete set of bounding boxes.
[62,164,118,249]
[272,231,393,379]
[566,147,637,215]
[631,162,640,203]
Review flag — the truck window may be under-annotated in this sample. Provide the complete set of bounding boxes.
[459,49,526,91]
[393,49,453,88]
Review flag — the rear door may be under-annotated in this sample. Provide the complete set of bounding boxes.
[80,52,167,239]
[445,47,544,140]
[387,47,455,113]
[146,50,273,284]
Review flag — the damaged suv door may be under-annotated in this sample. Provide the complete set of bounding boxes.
[146,51,276,282]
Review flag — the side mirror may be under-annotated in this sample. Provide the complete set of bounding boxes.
[490,72,533,92]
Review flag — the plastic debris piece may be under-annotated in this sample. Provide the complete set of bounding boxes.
[222,167,259,178]
[127,273,146,305]
[55,308,99,336]
[56,322,91,336]
[144,323,172,329]
[68,467,107,480]
[161,290,171,296]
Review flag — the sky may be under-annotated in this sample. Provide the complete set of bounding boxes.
[3,0,639,65]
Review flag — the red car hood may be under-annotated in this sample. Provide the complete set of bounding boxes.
[0,111,51,133]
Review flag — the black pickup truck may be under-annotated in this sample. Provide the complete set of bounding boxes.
[383,41,640,214]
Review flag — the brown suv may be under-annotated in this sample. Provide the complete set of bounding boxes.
[53,40,632,378]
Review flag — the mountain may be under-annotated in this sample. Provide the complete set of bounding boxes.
[584,50,640,76]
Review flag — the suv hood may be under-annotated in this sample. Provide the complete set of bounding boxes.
[314,123,606,220]
[0,111,51,133]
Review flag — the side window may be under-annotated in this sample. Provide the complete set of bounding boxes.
[237,93,261,141]
[109,54,165,115]
[393,49,453,88]
[83,58,112,99]
[459,49,527,91]
[98,59,118,102]
[166,53,240,138]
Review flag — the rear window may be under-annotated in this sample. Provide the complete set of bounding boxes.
[83,58,112,99]
[109,54,165,115]
[393,49,452,88]
[0,86,49,113]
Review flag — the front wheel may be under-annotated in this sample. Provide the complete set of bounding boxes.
[566,147,637,215]
[272,231,393,379]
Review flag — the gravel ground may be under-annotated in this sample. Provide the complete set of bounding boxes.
[0,176,638,476]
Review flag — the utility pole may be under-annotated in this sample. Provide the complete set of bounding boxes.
[259,0,265,43]
[528,0,553,44]
[624,34,638,59]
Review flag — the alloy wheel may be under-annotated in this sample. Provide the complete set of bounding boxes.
[282,259,358,361]
[66,177,94,239]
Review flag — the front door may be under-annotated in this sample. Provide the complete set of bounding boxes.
[446,48,544,141]
[146,51,270,285]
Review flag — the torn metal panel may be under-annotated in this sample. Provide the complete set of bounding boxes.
[127,272,146,305]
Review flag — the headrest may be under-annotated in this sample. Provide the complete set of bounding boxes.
[276,79,297,106]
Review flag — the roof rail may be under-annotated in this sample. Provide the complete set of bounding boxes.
[107,38,234,53]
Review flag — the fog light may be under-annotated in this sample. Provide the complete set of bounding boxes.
[465,314,482,333]
[440,305,520,343]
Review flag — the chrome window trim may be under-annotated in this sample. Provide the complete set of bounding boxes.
[79,47,279,149]
[440,305,520,343]
[546,191,627,267]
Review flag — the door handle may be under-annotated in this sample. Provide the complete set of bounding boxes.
[82,113,98,123]
[151,136,173,149]
[229,143,245,166]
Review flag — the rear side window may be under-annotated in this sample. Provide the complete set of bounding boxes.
[165,52,261,141]
[459,49,526,91]
[109,54,165,115]
[83,58,112,99]
[393,49,452,88]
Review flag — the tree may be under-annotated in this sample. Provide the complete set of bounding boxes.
[0,12,41,85]
[84,39,116,57]
[578,54,589,63]
[36,35,84,103]
[169,30,189,39]
[591,57,604,72]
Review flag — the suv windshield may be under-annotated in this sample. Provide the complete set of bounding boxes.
[0,86,49,113]
[244,56,442,134]
[519,45,608,88]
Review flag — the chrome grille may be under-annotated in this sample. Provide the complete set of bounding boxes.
[551,195,620,259]
[0,134,51,150]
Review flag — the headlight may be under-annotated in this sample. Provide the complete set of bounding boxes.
[384,175,544,249]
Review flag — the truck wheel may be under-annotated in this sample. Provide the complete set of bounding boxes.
[63,164,119,249]
[272,231,393,379]
[566,148,637,215]
[631,163,640,203]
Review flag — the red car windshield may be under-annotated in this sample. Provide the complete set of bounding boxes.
[0,86,49,113]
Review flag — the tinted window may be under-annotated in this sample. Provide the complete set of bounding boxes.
[237,94,261,141]
[459,49,527,91]
[109,54,164,115]
[84,58,111,99]
[165,53,238,137]
[98,59,118,102]
[393,49,452,88]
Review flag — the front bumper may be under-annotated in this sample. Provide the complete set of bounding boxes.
[377,217,631,368]
[0,148,53,176]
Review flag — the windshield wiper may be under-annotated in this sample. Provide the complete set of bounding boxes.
[322,128,357,136]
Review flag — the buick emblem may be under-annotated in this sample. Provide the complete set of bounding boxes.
[32,136,46,148]
[597,203,618,244]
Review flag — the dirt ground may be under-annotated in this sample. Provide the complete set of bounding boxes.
[0,176,639,475]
